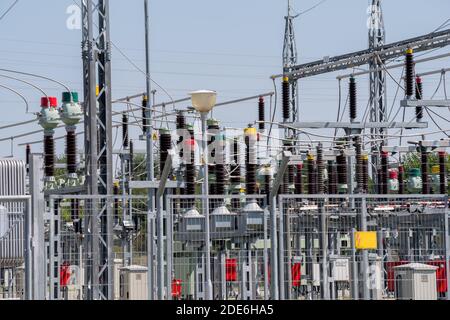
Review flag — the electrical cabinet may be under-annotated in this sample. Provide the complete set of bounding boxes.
[119,265,148,300]
[394,263,438,300]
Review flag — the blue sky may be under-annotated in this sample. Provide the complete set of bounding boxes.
[0,0,449,160]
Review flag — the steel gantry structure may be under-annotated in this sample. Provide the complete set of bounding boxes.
[368,0,386,174]
[81,0,114,300]
[274,28,450,80]
[282,0,299,124]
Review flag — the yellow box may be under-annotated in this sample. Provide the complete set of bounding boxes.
[354,231,377,250]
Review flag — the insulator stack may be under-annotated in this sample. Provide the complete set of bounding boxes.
[129,139,134,179]
[405,48,415,97]
[362,155,369,193]
[26,144,30,174]
[264,174,271,198]
[354,137,363,193]
[230,138,241,207]
[44,134,55,178]
[185,137,196,195]
[70,199,78,221]
[421,146,429,194]
[282,139,294,194]
[415,76,424,121]
[215,163,225,195]
[159,129,172,178]
[230,138,241,186]
[208,119,220,195]
[176,112,186,159]
[316,145,324,194]
[295,164,303,194]
[258,96,265,130]
[176,111,186,129]
[349,76,357,122]
[377,167,383,194]
[282,76,290,121]
[71,199,81,233]
[66,130,77,174]
[113,183,119,223]
[327,161,337,194]
[398,165,405,194]
[381,151,388,194]
[307,153,316,194]
[336,152,347,193]
[439,152,447,194]
[142,95,148,134]
[122,113,129,148]
[245,128,257,195]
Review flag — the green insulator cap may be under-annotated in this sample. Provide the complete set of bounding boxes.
[62,92,79,103]
[409,168,421,177]
[186,124,194,131]
[159,128,170,135]
[207,118,219,127]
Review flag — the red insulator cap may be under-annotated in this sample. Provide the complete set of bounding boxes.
[49,97,58,107]
[399,165,404,173]
[41,97,49,108]
[185,138,195,147]
[389,170,398,179]
[415,76,422,84]
[438,151,446,157]
[297,164,303,170]
[381,151,388,158]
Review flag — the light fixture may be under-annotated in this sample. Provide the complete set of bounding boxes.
[189,90,217,113]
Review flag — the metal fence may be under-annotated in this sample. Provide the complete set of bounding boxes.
[167,194,269,300]
[0,196,30,300]
[48,194,149,300]
[278,194,450,300]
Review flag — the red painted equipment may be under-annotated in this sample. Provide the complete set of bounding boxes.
[171,279,182,299]
[226,258,237,282]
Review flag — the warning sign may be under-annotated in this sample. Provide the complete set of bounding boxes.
[354,231,377,249]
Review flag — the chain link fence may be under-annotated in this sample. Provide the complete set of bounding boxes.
[168,194,269,300]
[48,194,149,300]
[279,194,450,300]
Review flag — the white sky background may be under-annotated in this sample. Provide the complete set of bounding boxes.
[0,0,448,163]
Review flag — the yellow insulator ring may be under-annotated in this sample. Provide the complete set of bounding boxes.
[244,127,257,136]
[431,165,440,174]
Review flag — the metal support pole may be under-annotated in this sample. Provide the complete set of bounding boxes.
[270,196,279,300]
[28,153,45,300]
[318,199,329,300]
[360,197,370,300]
[144,0,155,300]
[200,112,213,300]
[350,228,359,300]
[263,208,269,299]
[278,198,285,299]
[444,197,450,300]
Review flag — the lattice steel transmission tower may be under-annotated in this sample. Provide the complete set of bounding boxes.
[81,0,114,300]
[368,0,386,171]
[283,0,299,124]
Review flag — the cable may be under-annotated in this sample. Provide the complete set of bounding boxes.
[267,78,278,146]
[0,0,19,22]
[0,83,29,113]
[0,68,72,100]
[425,108,449,137]
[294,0,328,16]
